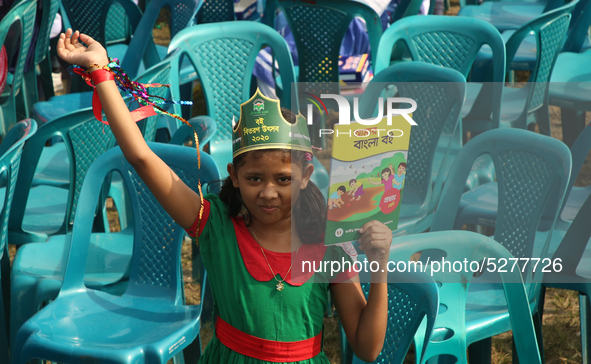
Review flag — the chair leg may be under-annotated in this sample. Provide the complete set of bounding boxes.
[1,246,9,335]
[581,294,591,364]
[0,274,9,364]
[468,338,491,364]
[560,108,587,148]
[181,335,202,364]
[534,107,552,137]
[532,310,545,363]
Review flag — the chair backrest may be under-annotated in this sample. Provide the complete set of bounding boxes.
[134,50,184,142]
[59,0,142,46]
[0,119,37,254]
[431,129,571,293]
[562,0,591,52]
[0,0,37,135]
[195,0,233,23]
[344,267,439,364]
[375,15,506,127]
[59,143,219,303]
[264,0,383,95]
[32,0,59,67]
[386,230,543,364]
[119,0,201,79]
[358,62,466,216]
[549,184,591,275]
[504,1,576,119]
[168,21,297,171]
[8,53,183,240]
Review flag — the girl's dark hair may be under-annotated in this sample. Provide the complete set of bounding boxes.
[349,178,357,184]
[218,108,326,244]
[381,168,390,176]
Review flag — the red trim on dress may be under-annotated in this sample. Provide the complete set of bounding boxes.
[231,218,328,286]
[215,316,322,362]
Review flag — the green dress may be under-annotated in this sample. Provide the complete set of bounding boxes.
[188,195,356,364]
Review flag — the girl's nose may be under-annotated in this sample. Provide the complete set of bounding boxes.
[260,182,278,199]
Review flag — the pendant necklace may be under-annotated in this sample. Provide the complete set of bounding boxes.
[250,230,300,291]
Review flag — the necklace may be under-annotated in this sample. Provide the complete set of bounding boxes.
[250,230,300,291]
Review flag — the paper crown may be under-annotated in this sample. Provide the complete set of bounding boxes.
[232,89,312,158]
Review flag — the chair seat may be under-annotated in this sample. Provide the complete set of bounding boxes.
[463,85,529,132]
[560,185,591,223]
[458,182,589,231]
[32,143,69,188]
[33,92,93,124]
[13,230,133,283]
[458,2,546,32]
[15,290,200,363]
[549,50,591,110]
[19,185,68,239]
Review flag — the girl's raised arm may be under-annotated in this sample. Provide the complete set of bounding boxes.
[57,29,201,229]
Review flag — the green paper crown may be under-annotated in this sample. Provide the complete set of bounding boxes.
[232,89,312,158]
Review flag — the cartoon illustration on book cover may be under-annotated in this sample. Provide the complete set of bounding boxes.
[324,116,411,246]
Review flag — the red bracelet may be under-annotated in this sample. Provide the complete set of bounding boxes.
[90,68,114,86]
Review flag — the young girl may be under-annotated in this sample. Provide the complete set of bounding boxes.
[58,29,392,363]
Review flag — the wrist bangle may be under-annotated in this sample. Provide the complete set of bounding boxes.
[89,68,114,86]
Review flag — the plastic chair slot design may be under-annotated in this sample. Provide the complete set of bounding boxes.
[0,119,37,364]
[357,62,466,236]
[429,128,571,363]
[0,0,37,136]
[12,142,219,364]
[341,268,439,364]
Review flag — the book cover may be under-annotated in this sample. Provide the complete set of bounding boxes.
[324,115,411,245]
[338,54,369,83]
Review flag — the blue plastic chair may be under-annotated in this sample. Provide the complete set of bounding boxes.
[457,0,565,32]
[11,142,219,364]
[18,0,60,117]
[0,119,37,364]
[0,0,37,135]
[34,0,200,127]
[167,22,294,174]
[429,128,571,362]
[548,48,591,147]
[264,0,383,148]
[357,62,466,236]
[464,1,576,137]
[385,231,543,364]
[340,268,439,364]
[539,187,591,364]
[476,0,591,74]
[8,51,185,245]
[374,15,506,190]
[9,115,217,359]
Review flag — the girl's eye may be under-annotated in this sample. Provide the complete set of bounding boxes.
[278,177,291,182]
[248,176,262,182]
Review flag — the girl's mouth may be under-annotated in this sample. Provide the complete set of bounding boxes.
[260,205,278,213]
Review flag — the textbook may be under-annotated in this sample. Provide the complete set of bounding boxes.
[338,54,370,84]
[324,115,412,246]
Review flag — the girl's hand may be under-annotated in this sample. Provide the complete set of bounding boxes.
[358,220,392,266]
[57,29,109,69]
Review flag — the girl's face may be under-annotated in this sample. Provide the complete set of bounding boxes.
[228,151,313,228]
[350,181,355,187]
[382,171,390,180]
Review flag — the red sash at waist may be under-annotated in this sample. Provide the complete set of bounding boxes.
[215,316,322,362]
